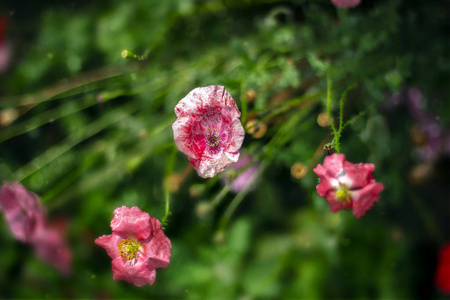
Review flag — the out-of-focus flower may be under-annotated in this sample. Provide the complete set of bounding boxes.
[31,218,72,275]
[386,88,450,161]
[435,243,450,294]
[245,119,267,139]
[222,154,260,193]
[95,206,171,287]
[172,85,245,178]
[330,0,361,8]
[0,182,46,243]
[0,182,72,274]
[313,153,384,218]
[291,162,308,179]
[0,16,12,73]
[317,112,331,127]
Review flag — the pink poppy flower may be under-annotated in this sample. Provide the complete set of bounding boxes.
[435,243,450,294]
[330,0,361,8]
[0,182,46,243]
[95,206,171,287]
[313,153,384,218]
[172,85,245,178]
[31,218,72,275]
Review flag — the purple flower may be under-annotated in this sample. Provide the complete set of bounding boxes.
[222,154,260,193]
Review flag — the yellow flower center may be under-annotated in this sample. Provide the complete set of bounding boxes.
[118,238,140,261]
[204,128,220,148]
[335,184,352,204]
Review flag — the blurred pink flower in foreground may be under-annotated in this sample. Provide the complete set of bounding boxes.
[0,16,12,73]
[95,206,171,287]
[313,154,383,218]
[0,182,72,274]
[222,154,260,193]
[172,85,245,178]
[331,0,361,8]
[31,218,72,275]
[0,182,46,242]
[435,243,450,294]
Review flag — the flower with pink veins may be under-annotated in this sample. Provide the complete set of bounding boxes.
[95,206,171,287]
[172,85,245,178]
[0,182,46,243]
[313,153,383,218]
[331,0,361,8]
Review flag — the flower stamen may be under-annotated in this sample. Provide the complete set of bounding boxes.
[204,128,220,149]
[118,238,140,261]
[335,184,352,204]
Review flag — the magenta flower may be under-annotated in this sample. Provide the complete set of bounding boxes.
[313,153,384,218]
[95,206,171,287]
[330,0,361,8]
[0,182,46,243]
[0,181,72,274]
[172,85,245,178]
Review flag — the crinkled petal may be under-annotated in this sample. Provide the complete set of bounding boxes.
[95,232,124,260]
[172,116,205,160]
[174,85,239,118]
[313,164,337,197]
[351,182,384,218]
[322,154,346,177]
[196,153,237,178]
[343,161,375,189]
[110,206,151,240]
[225,117,245,155]
[142,217,172,269]
[111,257,156,287]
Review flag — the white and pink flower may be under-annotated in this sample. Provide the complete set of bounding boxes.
[172,85,245,178]
[313,153,383,218]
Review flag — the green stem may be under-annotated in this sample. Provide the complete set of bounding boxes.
[335,83,355,150]
[326,74,339,153]
[162,145,178,225]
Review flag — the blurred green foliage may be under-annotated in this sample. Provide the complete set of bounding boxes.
[0,0,449,298]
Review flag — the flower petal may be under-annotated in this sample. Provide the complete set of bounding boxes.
[351,182,384,218]
[174,85,239,118]
[95,232,123,260]
[343,161,375,189]
[142,217,172,269]
[110,206,151,240]
[111,257,156,287]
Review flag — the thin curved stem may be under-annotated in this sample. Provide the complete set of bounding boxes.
[326,74,339,153]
